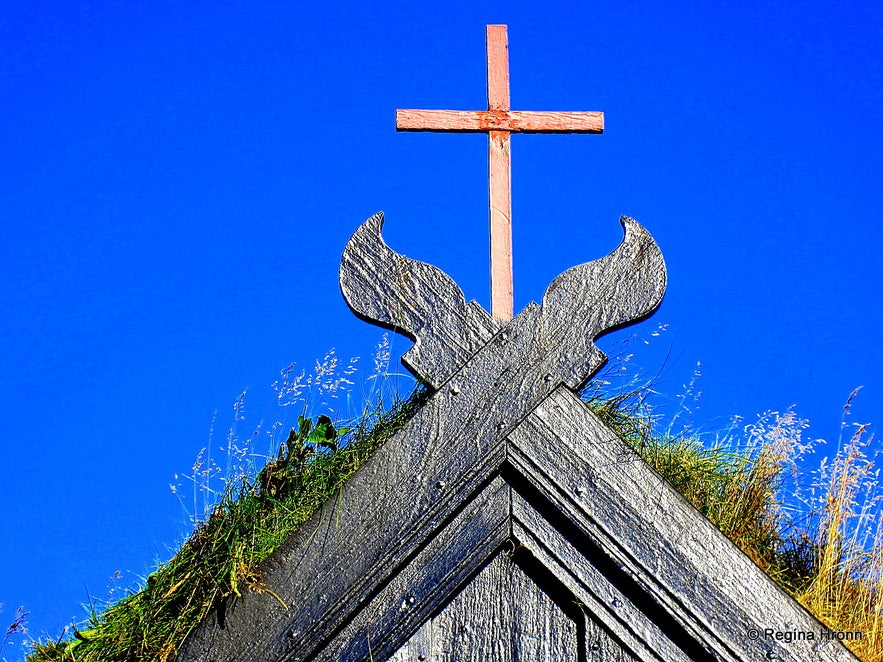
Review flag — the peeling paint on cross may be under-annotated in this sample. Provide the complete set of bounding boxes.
[397,25,604,321]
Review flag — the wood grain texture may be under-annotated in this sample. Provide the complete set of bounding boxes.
[537,216,666,390]
[488,129,512,321]
[486,25,509,112]
[389,553,578,662]
[177,389,858,661]
[395,109,604,133]
[507,387,859,661]
[181,214,666,661]
[178,207,857,660]
[339,212,499,387]
[512,499,687,662]
[314,477,510,661]
[340,213,666,391]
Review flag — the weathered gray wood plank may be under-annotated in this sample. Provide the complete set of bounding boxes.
[339,213,666,392]
[512,501,683,662]
[389,553,578,662]
[176,384,507,661]
[178,356,857,661]
[537,216,666,391]
[181,279,638,660]
[584,616,639,662]
[507,386,858,661]
[179,212,857,662]
[340,212,499,387]
[315,477,510,662]
[178,379,858,661]
[188,210,666,660]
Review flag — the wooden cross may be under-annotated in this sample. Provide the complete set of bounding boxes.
[397,24,604,321]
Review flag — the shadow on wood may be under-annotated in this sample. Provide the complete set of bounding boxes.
[176,215,856,661]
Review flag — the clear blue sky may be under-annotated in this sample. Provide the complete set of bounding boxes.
[2,1,881,655]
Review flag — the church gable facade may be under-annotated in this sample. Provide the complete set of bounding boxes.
[177,213,856,661]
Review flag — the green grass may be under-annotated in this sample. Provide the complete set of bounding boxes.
[19,359,882,661]
[24,385,429,662]
[587,386,882,661]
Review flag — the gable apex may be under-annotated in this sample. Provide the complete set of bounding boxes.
[178,386,856,661]
[178,213,856,660]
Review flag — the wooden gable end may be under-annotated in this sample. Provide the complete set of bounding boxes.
[178,212,858,661]
[177,385,857,661]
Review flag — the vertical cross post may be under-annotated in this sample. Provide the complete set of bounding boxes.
[396,25,604,322]
[485,25,514,321]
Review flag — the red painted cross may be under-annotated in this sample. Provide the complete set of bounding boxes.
[397,24,604,321]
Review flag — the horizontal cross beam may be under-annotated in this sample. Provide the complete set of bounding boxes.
[396,109,604,134]
[396,25,604,322]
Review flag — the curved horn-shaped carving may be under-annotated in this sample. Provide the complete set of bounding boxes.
[340,212,498,386]
[540,216,667,389]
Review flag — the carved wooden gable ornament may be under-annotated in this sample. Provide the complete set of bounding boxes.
[178,210,856,661]
[178,26,857,662]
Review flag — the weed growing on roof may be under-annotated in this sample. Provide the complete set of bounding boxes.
[1,604,29,660]
[22,325,883,661]
[585,361,882,660]
[166,338,411,531]
[25,335,423,662]
[796,389,882,659]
